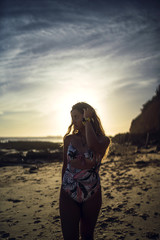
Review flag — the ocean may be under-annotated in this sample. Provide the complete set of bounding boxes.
[0,136,63,143]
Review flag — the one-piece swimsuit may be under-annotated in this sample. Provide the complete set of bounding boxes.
[62,143,101,203]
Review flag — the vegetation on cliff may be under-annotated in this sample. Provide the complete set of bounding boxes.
[112,85,160,146]
[130,84,160,135]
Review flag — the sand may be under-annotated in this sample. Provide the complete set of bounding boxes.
[0,144,160,240]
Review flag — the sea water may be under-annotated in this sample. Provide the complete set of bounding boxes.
[0,136,63,143]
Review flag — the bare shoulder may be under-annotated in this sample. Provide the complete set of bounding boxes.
[63,134,74,146]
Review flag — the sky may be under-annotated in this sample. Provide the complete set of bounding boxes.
[0,0,160,137]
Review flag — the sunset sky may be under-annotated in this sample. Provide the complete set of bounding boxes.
[0,0,160,137]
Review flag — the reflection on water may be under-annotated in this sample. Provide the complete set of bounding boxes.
[0,136,63,143]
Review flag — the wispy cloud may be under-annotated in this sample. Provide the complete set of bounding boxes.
[0,0,160,136]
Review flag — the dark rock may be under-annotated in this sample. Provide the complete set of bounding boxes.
[0,141,63,166]
[118,204,125,209]
[113,207,122,212]
[154,212,159,216]
[125,208,136,215]
[29,166,38,173]
[130,232,136,236]
[0,149,24,166]
[53,215,60,220]
[136,160,149,167]
[135,203,141,207]
[39,205,44,208]
[140,213,149,220]
[108,151,115,156]
[100,222,108,228]
[0,141,61,151]
[7,199,22,203]
[105,193,114,199]
[25,149,62,163]
[1,232,10,238]
[34,220,41,224]
[26,150,48,160]
[106,217,119,223]
[146,232,159,239]
[156,145,160,152]
[106,206,112,212]
[4,150,22,159]
[137,192,142,195]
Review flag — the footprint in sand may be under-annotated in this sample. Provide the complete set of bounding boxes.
[34,220,41,224]
[39,204,44,208]
[51,200,56,207]
[140,213,149,220]
[105,192,114,199]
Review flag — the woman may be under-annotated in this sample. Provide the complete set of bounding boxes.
[59,102,110,240]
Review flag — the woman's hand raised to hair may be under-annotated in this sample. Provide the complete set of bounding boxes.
[83,108,94,118]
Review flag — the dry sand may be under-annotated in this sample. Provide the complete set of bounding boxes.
[0,144,160,240]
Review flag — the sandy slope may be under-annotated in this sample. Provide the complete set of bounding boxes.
[0,145,160,240]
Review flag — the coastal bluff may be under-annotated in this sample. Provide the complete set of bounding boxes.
[112,85,160,146]
[130,85,160,135]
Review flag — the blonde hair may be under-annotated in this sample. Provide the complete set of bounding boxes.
[63,102,110,159]
[64,102,106,139]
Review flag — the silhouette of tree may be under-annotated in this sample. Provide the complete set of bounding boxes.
[141,84,160,112]
[155,84,160,98]
[141,100,151,112]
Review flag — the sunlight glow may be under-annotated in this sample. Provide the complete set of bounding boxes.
[57,88,101,136]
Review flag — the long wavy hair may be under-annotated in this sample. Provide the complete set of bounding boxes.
[63,102,110,158]
[64,102,106,139]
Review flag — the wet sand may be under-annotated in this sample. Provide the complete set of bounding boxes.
[0,144,160,240]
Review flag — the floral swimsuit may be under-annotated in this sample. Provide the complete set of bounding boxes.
[62,143,101,203]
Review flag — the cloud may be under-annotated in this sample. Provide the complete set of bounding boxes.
[0,0,160,136]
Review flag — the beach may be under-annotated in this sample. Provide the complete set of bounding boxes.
[0,142,160,240]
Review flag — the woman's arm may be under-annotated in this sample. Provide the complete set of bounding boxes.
[61,136,70,181]
[84,108,110,155]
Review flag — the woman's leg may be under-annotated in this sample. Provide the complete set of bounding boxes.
[80,187,102,240]
[59,188,81,240]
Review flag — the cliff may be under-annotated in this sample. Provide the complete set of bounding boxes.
[130,86,160,134]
